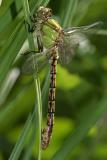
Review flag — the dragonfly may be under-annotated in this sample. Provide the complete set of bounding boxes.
[22,6,102,149]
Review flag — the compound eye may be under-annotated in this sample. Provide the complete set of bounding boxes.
[49,9,52,12]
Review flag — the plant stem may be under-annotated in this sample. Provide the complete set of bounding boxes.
[22,1,42,160]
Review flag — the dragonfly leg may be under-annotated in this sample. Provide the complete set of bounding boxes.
[21,50,38,55]
[24,20,36,33]
[37,35,43,53]
[30,15,37,23]
[21,35,43,56]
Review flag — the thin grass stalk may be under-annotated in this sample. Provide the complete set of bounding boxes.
[9,114,33,160]
[62,0,78,28]
[8,68,50,160]
[22,1,42,160]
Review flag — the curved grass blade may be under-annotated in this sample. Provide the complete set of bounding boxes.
[0,68,20,106]
[0,21,26,88]
[22,0,43,159]
[7,69,50,160]
[0,12,23,48]
[0,83,35,133]
[0,0,14,18]
[23,115,37,160]
[22,69,50,160]
[9,113,33,160]
[0,0,50,89]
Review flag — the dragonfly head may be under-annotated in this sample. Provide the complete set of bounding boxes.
[37,6,52,20]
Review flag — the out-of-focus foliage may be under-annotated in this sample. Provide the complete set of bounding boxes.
[0,0,107,160]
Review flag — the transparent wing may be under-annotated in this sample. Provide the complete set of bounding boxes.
[65,21,102,35]
[58,21,102,64]
[58,35,76,64]
[58,31,90,64]
[20,53,49,75]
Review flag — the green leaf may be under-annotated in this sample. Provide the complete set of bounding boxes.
[0,0,14,18]
[7,70,50,160]
[0,21,26,86]
[0,84,35,132]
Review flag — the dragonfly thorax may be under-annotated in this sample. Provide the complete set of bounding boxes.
[42,18,63,49]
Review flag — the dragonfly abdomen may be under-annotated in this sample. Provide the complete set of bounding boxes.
[41,52,58,149]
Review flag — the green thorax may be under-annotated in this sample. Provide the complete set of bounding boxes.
[42,18,61,49]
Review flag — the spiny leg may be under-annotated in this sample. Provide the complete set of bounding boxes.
[37,35,43,53]
[24,13,38,33]
[21,34,44,56]
[24,20,35,33]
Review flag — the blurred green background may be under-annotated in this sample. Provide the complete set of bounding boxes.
[0,0,107,160]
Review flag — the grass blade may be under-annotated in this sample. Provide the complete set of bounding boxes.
[9,113,33,160]
[41,0,50,6]
[0,0,14,18]
[0,21,26,88]
[0,83,35,132]
[23,113,37,160]
[22,69,50,160]
[62,0,78,28]
[73,0,93,25]
[22,1,42,159]
[0,68,20,106]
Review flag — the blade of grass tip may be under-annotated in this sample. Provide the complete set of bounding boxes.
[52,95,107,160]
[22,1,42,160]
[62,0,78,28]
[9,113,33,160]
